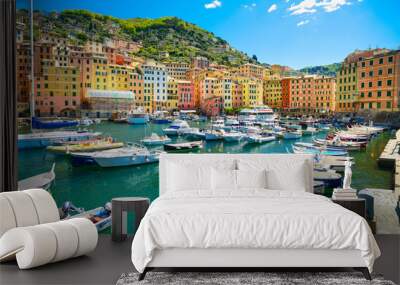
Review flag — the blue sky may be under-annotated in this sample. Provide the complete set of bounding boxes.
[20,0,400,69]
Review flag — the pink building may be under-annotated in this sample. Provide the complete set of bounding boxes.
[201,96,224,117]
[177,80,195,110]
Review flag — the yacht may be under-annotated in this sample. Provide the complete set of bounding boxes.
[204,129,225,141]
[162,119,192,136]
[223,131,245,142]
[238,105,276,127]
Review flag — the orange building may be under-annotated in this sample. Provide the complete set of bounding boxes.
[282,75,336,113]
[356,49,400,111]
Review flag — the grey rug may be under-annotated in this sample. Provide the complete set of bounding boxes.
[116,272,395,285]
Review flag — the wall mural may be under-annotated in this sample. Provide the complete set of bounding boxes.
[16,0,398,233]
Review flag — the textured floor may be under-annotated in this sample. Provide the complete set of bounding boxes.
[117,271,395,285]
[0,235,399,285]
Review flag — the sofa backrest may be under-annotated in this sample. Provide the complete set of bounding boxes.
[159,153,314,195]
[0,189,60,237]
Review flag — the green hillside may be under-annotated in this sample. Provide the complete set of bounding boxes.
[298,63,341,77]
[33,9,253,66]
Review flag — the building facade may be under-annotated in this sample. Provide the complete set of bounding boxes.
[356,50,400,112]
[263,79,282,109]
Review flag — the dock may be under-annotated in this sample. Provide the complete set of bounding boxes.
[360,189,400,234]
[378,129,400,197]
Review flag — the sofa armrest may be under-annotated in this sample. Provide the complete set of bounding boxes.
[0,218,97,269]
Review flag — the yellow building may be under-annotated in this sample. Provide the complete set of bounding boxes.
[236,76,263,107]
[336,60,358,113]
[34,60,81,117]
[238,63,264,79]
[167,77,179,111]
[263,79,282,109]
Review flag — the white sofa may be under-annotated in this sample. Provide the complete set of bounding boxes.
[0,189,98,269]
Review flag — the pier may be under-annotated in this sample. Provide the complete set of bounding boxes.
[378,129,400,197]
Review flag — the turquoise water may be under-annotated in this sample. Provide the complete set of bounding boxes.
[18,121,394,211]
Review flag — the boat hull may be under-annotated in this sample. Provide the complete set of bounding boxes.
[94,155,159,167]
[127,115,149,125]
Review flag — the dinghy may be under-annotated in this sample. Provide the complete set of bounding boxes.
[293,146,348,156]
[61,201,112,232]
[18,163,56,190]
[164,141,203,152]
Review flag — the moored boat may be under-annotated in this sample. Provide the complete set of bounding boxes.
[32,117,78,129]
[292,146,348,156]
[163,119,192,136]
[46,139,124,154]
[127,109,150,125]
[164,141,203,152]
[61,202,112,232]
[282,130,302,140]
[246,133,276,144]
[204,129,225,141]
[140,133,172,146]
[223,131,245,142]
[18,163,56,190]
[18,131,102,149]
[84,145,163,167]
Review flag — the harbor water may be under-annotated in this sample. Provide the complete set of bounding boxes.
[18,121,394,212]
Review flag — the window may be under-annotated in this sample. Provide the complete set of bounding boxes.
[388,68,393,74]
[379,58,383,64]
[387,80,392,86]
[388,56,393,63]
[387,91,392,97]
[378,69,383,75]
[378,81,382,87]
[386,101,391,108]
[377,91,382,97]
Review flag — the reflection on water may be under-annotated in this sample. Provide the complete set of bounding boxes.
[18,122,394,211]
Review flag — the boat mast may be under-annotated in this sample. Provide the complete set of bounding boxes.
[29,0,35,130]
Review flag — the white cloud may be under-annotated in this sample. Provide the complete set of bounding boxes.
[288,0,351,15]
[204,0,222,9]
[243,3,257,10]
[268,4,278,13]
[297,19,310,26]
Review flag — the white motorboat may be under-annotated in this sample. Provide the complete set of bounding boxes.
[79,117,94,126]
[18,163,56,190]
[182,128,206,140]
[283,130,302,140]
[140,133,171,146]
[211,119,225,130]
[246,133,276,144]
[163,119,192,136]
[225,118,240,127]
[204,129,225,141]
[223,131,245,142]
[74,145,163,167]
[303,127,318,136]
